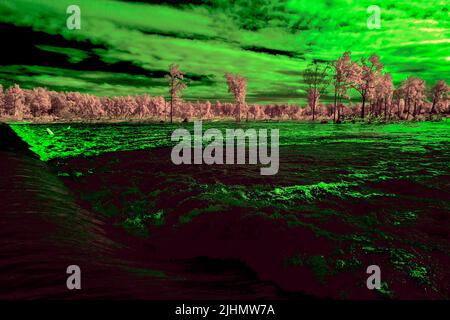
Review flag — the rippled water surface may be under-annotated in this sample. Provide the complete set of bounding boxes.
[2,120,449,299]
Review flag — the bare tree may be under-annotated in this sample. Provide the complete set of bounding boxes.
[4,84,28,119]
[430,80,448,114]
[225,73,247,122]
[331,52,353,122]
[401,76,426,119]
[373,73,394,119]
[167,64,187,123]
[303,61,330,121]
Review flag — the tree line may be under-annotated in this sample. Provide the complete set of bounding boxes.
[307,52,449,122]
[0,53,448,122]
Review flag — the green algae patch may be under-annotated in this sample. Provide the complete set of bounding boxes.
[377,282,395,299]
[391,210,419,226]
[9,123,178,161]
[269,181,392,203]
[271,182,354,202]
[307,255,330,284]
[389,248,432,286]
[335,257,362,272]
[409,266,429,284]
[123,210,165,237]
[179,205,226,224]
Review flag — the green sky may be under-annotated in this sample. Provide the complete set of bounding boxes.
[0,0,448,103]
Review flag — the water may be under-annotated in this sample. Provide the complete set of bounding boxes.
[2,121,450,299]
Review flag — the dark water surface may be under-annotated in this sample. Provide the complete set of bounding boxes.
[2,121,450,299]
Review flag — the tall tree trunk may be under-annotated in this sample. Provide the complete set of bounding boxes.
[361,95,366,119]
[384,99,387,120]
[336,96,340,121]
[236,102,241,122]
[312,99,315,121]
[430,97,436,114]
[405,98,410,120]
[164,101,167,121]
[333,88,337,122]
[170,97,173,123]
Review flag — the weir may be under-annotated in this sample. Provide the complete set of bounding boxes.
[0,122,37,157]
[0,123,122,298]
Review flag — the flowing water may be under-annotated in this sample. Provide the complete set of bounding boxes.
[1,120,449,299]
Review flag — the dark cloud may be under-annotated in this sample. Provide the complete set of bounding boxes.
[0,23,155,77]
[118,0,209,6]
[242,46,305,59]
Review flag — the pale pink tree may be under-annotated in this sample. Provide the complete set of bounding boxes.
[373,73,394,119]
[167,64,187,123]
[204,100,212,120]
[331,52,353,121]
[180,101,193,120]
[307,89,319,119]
[412,78,426,118]
[248,104,266,120]
[75,94,104,119]
[123,96,137,118]
[135,94,152,118]
[401,76,426,119]
[91,94,106,118]
[287,105,301,120]
[100,97,115,118]
[348,53,383,119]
[108,95,133,119]
[108,96,122,118]
[65,91,84,117]
[151,96,166,120]
[214,100,222,118]
[75,93,89,118]
[5,84,28,119]
[146,96,157,118]
[256,104,265,120]
[248,104,257,120]
[248,104,264,120]
[49,91,69,118]
[71,91,89,118]
[225,102,236,117]
[0,84,4,116]
[269,104,284,119]
[27,87,52,117]
[382,73,394,119]
[193,100,202,119]
[225,72,247,122]
[303,62,330,120]
[430,80,448,114]
[393,87,403,119]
